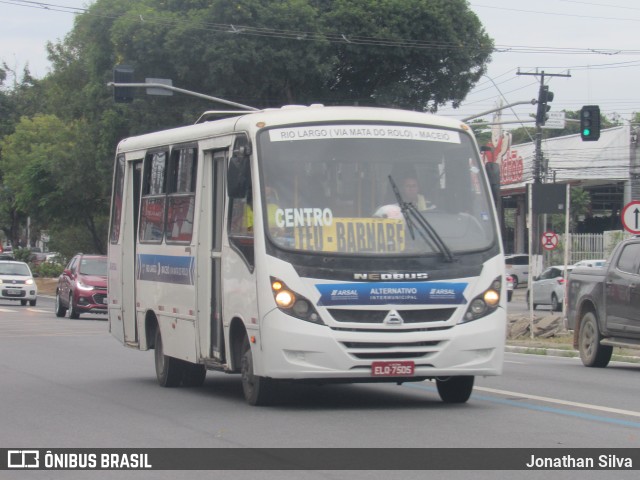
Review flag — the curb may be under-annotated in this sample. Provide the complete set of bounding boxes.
[506,345,579,358]
[505,345,640,363]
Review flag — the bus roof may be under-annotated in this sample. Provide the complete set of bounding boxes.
[116,105,470,154]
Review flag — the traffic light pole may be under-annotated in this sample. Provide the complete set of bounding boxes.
[516,70,571,258]
[517,70,570,336]
[108,81,259,111]
[517,70,571,184]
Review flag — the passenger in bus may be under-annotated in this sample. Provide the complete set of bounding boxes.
[264,186,280,226]
[233,187,280,233]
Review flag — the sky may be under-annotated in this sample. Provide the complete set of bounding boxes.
[1,0,640,129]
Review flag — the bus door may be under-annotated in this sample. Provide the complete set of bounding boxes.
[123,160,142,345]
[196,146,230,362]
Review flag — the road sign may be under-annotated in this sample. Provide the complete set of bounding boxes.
[541,231,559,250]
[541,111,566,129]
[621,200,640,234]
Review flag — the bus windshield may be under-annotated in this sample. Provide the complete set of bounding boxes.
[258,123,497,256]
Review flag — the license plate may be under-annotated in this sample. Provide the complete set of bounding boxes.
[6,289,21,296]
[371,361,415,377]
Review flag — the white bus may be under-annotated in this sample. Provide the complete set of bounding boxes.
[108,105,506,405]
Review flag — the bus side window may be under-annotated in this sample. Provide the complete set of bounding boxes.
[139,151,168,243]
[109,154,125,244]
[166,147,197,243]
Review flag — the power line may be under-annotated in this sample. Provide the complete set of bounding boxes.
[471,2,640,23]
[4,0,640,56]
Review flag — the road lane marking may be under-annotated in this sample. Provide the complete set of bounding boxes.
[474,386,640,419]
[404,383,640,428]
[0,332,107,338]
[0,308,18,312]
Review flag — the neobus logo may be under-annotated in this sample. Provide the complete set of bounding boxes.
[353,273,429,281]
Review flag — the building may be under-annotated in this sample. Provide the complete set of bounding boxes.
[483,123,639,254]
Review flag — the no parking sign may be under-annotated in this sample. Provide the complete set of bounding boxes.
[541,231,559,251]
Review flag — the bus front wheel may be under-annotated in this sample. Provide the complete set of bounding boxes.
[154,328,184,387]
[240,336,274,406]
[436,376,474,403]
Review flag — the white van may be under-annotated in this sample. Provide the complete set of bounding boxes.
[504,253,529,288]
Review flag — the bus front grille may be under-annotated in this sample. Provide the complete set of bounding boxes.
[327,308,455,324]
[341,340,441,360]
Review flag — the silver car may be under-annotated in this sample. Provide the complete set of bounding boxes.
[526,265,574,312]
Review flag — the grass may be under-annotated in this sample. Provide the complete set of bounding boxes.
[507,335,640,362]
[35,277,58,296]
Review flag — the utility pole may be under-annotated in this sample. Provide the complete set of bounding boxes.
[516,70,571,256]
[517,70,571,331]
[517,70,571,184]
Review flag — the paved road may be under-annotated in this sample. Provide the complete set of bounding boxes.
[1,296,639,479]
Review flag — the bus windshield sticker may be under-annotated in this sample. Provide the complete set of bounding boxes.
[315,282,467,306]
[274,207,333,228]
[290,217,405,253]
[268,125,461,144]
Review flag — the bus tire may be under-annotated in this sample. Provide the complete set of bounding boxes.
[436,376,474,403]
[578,312,612,368]
[240,335,274,406]
[154,328,184,387]
[182,363,206,387]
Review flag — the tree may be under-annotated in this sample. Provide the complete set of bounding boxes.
[324,0,493,111]
[550,187,591,234]
[0,115,109,254]
[58,0,492,114]
[2,0,495,255]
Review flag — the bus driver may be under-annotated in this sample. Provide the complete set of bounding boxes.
[374,174,435,219]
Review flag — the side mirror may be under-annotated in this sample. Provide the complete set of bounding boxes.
[227,155,250,198]
[227,136,252,198]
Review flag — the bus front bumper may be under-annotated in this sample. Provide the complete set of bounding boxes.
[257,309,506,381]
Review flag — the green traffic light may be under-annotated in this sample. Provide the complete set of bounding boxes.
[583,128,591,136]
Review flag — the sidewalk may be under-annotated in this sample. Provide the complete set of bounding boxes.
[505,310,640,363]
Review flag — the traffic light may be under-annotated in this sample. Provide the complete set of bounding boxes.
[536,85,554,126]
[580,105,600,141]
[113,65,134,103]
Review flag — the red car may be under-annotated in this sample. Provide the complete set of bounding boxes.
[55,254,108,318]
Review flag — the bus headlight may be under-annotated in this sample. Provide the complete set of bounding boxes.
[275,289,295,308]
[271,277,324,325]
[462,276,501,323]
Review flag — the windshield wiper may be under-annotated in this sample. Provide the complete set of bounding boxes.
[388,175,417,241]
[388,175,454,263]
